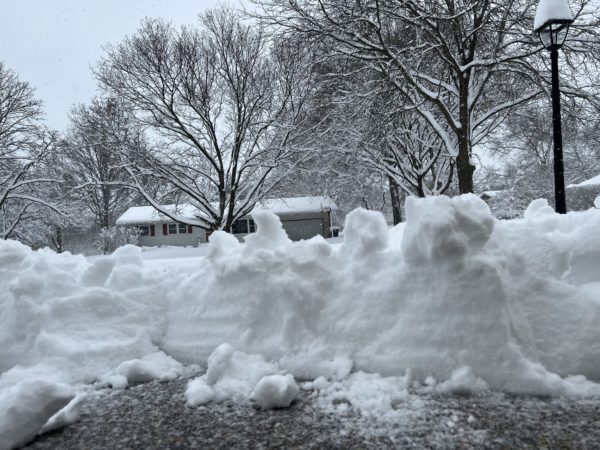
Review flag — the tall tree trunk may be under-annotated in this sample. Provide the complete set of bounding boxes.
[388,176,403,225]
[457,82,475,194]
[456,136,475,194]
[101,185,111,229]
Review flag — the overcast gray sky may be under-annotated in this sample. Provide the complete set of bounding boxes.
[0,0,231,132]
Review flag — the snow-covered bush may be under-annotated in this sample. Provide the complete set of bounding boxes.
[94,226,140,254]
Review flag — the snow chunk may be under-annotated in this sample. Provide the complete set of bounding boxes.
[245,211,291,251]
[342,208,389,257]
[205,343,236,385]
[80,256,116,287]
[40,393,87,434]
[436,366,489,395]
[314,372,416,422]
[186,345,297,408]
[101,351,183,388]
[402,194,494,265]
[251,374,299,409]
[185,378,215,406]
[524,198,555,219]
[0,380,74,449]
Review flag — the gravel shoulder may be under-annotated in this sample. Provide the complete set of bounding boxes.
[23,374,600,450]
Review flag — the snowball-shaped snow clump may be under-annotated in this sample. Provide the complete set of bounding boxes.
[251,374,299,409]
[185,378,215,406]
[524,198,555,219]
[342,208,389,257]
[402,194,494,265]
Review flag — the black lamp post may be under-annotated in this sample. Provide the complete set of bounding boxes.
[534,1,573,214]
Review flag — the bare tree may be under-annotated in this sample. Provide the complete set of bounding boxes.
[62,97,147,229]
[255,0,599,195]
[482,97,600,215]
[96,8,313,232]
[0,62,63,239]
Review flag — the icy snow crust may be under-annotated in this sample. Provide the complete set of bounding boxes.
[2,194,600,445]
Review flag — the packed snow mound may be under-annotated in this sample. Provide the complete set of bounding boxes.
[185,344,298,409]
[0,243,167,383]
[3,194,600,445]
[164,195,600,396]
[0,242,176,447]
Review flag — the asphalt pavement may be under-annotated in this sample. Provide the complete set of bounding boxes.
[23,374,600,449]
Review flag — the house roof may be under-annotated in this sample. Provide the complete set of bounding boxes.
[116,196,338,225]
[116,204,203,226]
[567,174,600,188]
[254,196,338,215]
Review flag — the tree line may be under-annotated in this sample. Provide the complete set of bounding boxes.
[2,1,600,252]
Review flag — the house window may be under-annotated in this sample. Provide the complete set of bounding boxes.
[139,225,150,236]
[232,219,248,234]
[232,218,256,235]
[164,222,192,235]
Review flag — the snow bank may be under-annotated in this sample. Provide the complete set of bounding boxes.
[3,193,600,444]
[0,243,176,447]
[164,195,600,397]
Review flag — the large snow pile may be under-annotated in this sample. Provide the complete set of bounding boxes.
[0,244,182,448]
[2,194,600,447]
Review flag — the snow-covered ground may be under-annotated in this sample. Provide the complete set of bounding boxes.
[2,194,600,449]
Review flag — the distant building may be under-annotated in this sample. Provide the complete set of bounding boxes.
[116,196,338,247]
[566,175,600,211]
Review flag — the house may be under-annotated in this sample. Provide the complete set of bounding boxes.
[566,174,600,211]
[115,196,338,247]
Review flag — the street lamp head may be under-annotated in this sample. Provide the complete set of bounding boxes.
[534,0,574,50]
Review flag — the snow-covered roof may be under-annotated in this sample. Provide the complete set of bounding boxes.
[253,196,338,215]
[534,0,573,31]
[567,174,600,188]
[116,196,338,225]
[116,204,202,226]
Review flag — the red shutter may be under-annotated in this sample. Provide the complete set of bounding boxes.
[150,224,155,237]
[187,224,193,234]
[163,224,168,235]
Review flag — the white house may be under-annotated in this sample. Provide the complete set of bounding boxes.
[116,196,338,247]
